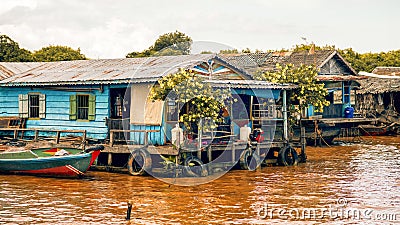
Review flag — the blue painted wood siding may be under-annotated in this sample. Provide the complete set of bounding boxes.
[130,124,165,145]
[0,86,110,140]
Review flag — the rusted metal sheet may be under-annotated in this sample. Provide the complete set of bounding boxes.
[0,55,217,86]
[0,62,44,80]
[317,75,368,81]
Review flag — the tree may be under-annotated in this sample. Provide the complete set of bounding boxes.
[0,35,34,62]
[200,51,213,54]
[339,48,400,73]
[254,63,330,113]
[150,69,231,130]
[292,43,335,52]
[33,45,86,62]
[126,31,192,58]
[219,49,239,54]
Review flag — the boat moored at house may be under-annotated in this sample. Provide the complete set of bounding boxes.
[0,54,304,177]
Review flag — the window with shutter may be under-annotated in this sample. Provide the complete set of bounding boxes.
[70,94,95,121]
[69,95,77,120]
[88,95,96,121]
[39,94,46,118]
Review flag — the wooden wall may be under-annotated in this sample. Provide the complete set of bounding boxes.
[0,85,110,140]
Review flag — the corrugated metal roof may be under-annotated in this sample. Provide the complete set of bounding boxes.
[218,53,272,75]
[372,67,400,76]
[219,50,359,77]
[0,54,217,86]
[317,75,368,81]
[0,54,297,90]
[0,62,44,80]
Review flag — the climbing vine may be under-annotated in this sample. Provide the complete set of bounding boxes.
[150,69,232,130]
[255,63,330,113]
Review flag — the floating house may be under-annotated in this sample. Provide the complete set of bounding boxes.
[357,67,400,115]
[221,50,371,144]
[357,67,400,134]
[0,54,301,175]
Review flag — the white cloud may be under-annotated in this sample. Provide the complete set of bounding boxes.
[0,0,399,58]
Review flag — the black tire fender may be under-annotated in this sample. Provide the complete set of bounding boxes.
[278,145,299,166]
[127,147,152,176]
[239,148,261,171]
[184,156,208,177]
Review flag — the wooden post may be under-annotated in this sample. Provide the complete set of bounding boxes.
[256,144,261,171]
[314,120,318,147]
[250,96,254,129]
[282,90,288,142]
[13,129,18,139]
[301,126,306,162]
[231,143,236,163]
[107,153,112,166]
[197,118,202,160]
[82,130,87,150]
[56,131,61,144]
[110,130,114,147]
[144,131,148,145]
[207,146,212,162]
[34,130,39,141]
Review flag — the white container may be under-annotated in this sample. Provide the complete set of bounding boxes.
[240,125,251,141]
[171,124,184,146]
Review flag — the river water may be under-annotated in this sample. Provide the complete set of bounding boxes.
[1,136,399,224]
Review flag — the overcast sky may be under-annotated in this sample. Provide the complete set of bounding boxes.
[1,0,399,59]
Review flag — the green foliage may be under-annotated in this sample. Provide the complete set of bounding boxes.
[150,69,231,130]
[339,48,400,73]
[291,44,400,73]
[292,44,335,52]
[200,51,213,54]
[255,63,330,112]
[241,48,251,53]
[126,31,192,58]
[33,45,86,62]
[0,35,34,62]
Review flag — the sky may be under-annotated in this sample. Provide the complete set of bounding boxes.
[0,0,399,59]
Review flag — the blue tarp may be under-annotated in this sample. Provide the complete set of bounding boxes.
[232,88,281,99]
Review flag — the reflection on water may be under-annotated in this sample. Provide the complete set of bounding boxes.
[1,136,399,224]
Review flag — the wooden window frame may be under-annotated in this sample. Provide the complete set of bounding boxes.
[28,94,40,118]
[70,94,96,121]
[77,94,90,120]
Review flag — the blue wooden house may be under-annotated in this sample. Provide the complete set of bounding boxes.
[0,54,295,146]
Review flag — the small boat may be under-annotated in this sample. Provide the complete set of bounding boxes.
[359,125,388,136]
[0,145,104,177]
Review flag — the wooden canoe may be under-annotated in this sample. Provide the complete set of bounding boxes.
[0,145,103,177]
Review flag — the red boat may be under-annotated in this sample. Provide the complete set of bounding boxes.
[0,145,103,177]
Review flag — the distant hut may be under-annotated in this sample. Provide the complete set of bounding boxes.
[357,67,400,123]
[221,50,371,145]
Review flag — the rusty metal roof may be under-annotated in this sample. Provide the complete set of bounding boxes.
[0,54,297,90]
[220,50,359,77]
[0,54,219,86]
[0,62,44,80]
[372,67,400,76]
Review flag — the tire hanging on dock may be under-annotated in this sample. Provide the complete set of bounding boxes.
[184,156,208,177]
[239,148,261,171]
[278,145,299,166]
[127,147,152,176]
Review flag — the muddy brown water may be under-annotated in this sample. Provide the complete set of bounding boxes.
[1,136,399,224]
